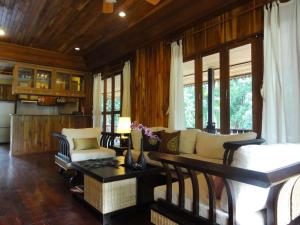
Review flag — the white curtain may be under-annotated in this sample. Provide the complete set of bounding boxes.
[168,40,185,130]
[262,0,300,144]
[93,74,102,128]
[121,60,131,117]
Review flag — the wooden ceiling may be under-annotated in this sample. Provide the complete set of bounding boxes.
[0,0,250,71]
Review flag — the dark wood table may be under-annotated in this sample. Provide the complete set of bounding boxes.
[72,157,164,224]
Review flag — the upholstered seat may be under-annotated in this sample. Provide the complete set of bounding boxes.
[70,147,116,162]
[61,128,116,162]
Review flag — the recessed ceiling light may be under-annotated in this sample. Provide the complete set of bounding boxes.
[74,47,80,51]
[0,28,6,36]
[118,11,126,17]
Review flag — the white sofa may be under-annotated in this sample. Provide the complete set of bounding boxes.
[130,127,300,225]
[54,128,116,172]
[130,127,257,166]
[61,128,116,162]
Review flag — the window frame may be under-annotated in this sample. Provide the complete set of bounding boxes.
[184,36,263,136]
[101,72,123,133]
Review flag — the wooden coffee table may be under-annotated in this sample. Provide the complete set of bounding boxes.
[72,156,164,224]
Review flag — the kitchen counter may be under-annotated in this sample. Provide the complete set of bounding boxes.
[10,114,92,155]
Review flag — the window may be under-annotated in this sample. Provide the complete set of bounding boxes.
[229,44,252,131]
[202,53,220,130]
[101,74,122,132]
[182,38,262,134]
[183,60,195,128]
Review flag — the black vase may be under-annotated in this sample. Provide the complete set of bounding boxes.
[137,138,146,169]
[124,138,133,168]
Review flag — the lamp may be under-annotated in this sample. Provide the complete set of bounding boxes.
[117,117,131,135]
[117,117,132,167]
[117,117,131,147]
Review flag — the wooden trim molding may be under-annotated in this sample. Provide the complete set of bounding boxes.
[0,42,87,71]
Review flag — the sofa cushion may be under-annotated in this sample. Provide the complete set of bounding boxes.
[131,127,170,152]
[62,128,101,151]
[179,129,201,154]
[142,131,162,152]
[73,137,100,151]
[221,144,300,215]
[158,131,180,155]
[196,132,257,160]
[70,147,116,162]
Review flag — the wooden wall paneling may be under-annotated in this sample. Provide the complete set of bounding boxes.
[220,48,230,134]
[251,36,263,137]
[0,84,16,101]
[10,115,92,155]
[194,57,202,129]
[0,42,86,71]
[182,0,264,61]
[82,74,93,115]
[131,41,170,127]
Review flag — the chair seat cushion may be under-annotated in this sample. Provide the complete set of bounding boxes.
[70,147,116,162]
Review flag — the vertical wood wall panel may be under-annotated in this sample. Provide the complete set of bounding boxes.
[183,0,264,60]
[131,41,170,127]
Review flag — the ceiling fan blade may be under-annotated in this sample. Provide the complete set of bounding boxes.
[103,1,114,13]
[145,0,161,5]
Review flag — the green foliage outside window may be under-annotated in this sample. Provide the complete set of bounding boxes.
[184,85,195,128]
[184,75,252,130]
[230,76,252,129]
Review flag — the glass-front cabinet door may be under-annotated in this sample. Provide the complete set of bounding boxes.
[71,75,84,95]
[36,69,52,89]
[56,72,70,92]
[17,67,34,88]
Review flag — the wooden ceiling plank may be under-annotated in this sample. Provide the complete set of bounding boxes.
[85,0,251,70]
[78,0,174,53]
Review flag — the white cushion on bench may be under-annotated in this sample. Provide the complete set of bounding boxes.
[195,132,257,160]
[71,147,116,162]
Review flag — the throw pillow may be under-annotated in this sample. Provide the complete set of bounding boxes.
[73,138,100,151]
[158,131,180,155]
[142,131,162,152]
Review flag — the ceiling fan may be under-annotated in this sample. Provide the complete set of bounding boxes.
[102,0,161,13]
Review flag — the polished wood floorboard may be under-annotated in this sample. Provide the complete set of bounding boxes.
[0,144,151,225]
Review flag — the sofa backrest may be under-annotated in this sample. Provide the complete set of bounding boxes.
[62,128,101,151]
[220,144,300,215]
[196,131,257,160]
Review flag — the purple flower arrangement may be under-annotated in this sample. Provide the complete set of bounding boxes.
[131,121,160,142]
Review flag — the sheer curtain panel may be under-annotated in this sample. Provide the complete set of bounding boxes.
[168,40,185,130]
[93,74,102,128]
[262,0,300,144]
[122,61,131,117]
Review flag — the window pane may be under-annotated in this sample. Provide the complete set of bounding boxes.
[114,113,120,133]
[202,53,220,129]
[106,78,112,112]
[106,114,112,132]
[183,60,195,128]
[114,74,121,111]
[229,44,252,131]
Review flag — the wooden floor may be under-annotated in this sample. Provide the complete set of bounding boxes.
[0,144,151,225]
